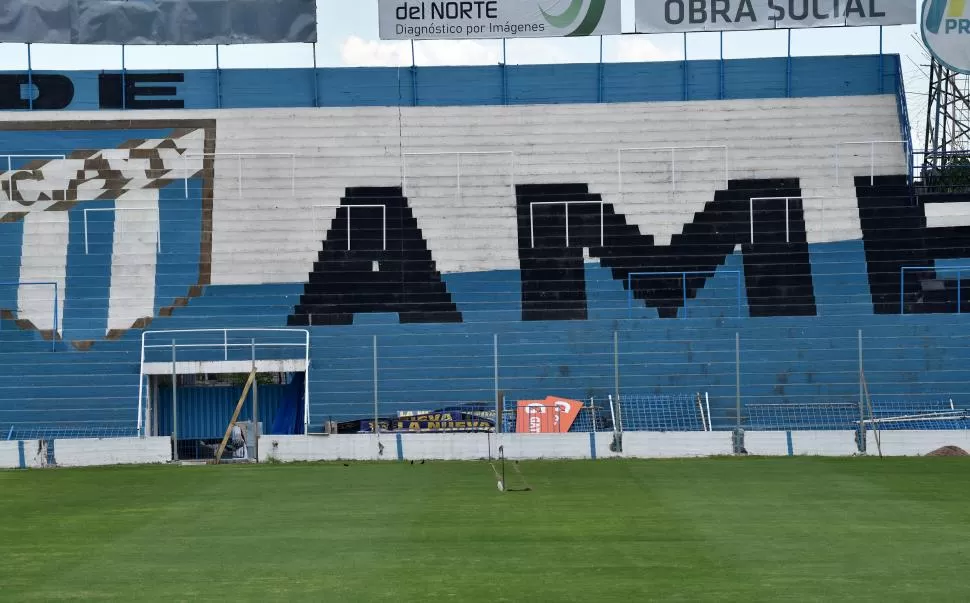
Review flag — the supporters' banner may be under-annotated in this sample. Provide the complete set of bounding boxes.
[635,0,915,33]
[394,411,495,432]
[379,0,622,40]
[341,411,495,434]
[922,0,970,74]
[0,0,317,45]
[516,397,584,433]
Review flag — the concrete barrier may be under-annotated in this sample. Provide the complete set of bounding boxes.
[744,431,860,456]
[867,430,970,456]
[621,432,734,458]
[53,437,171,467]
[260,432,738,462]
[0,440,46,469]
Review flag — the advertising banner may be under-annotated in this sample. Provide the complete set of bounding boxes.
[378,0,622,40]
[922,0,970,74]
[0,0,317,45]
[635,0,915,33]
[342,410,495,434]
[516,397,584,433]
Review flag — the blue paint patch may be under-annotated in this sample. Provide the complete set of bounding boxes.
[17,55,901,112]
[683,250,749,319]
[63,200,114,341]
[0,220,25,312]
[786,431,794,456]
[17,440,25,469]
[395,433,403,461]
[443,269,522,323]
[589,432,596,460]
[154,183,202,317]
[810,240,873,317]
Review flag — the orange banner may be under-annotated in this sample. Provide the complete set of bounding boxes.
[516,397,583,433]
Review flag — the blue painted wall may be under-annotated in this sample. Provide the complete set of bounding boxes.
[2,54,900,111]
[0,53,925,437]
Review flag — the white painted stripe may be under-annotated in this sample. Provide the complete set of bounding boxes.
[925,202,970,229]
[107,191,159,333]
[18,212,67,334]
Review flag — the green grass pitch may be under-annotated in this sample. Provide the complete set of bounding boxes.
[1,457,969,601]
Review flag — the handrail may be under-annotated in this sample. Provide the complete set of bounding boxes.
[748,196,829,244]
[181,152,296,199]
[834,140,908,186]
[893,56,915,187]
[402,150,515,198]
[312,204,387,251]
[618,145,729,194]
[626,270,742,319]
[0,281,58,352]
[900,265,970,315]
[137,328,310,437]
[529,200,605,248]
[1,154,66,202]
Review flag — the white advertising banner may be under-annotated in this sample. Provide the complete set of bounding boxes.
[921,0,970,74]
[379,0,622,40]
[635,0,916,33]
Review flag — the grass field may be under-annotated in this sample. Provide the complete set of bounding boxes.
[1,457,969,601]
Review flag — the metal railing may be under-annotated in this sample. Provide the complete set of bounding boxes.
[900,265,970,314]
[626,270,742,319]
[912,150,970,194]
[0,281,58,352]
[138,328,310,437]
[617,145,729,194]
[6,423,138,441]
[748,196,829,244]
[529,200,605,248]
[894,57,915,186]
[311,204,387,251]
[834,140,909,186]
[402,150,516,198]
[181,152,297,198]
[1,154,66,202]
[83,207,160,255]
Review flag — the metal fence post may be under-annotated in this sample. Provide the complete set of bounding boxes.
[734,332,744,453]
[613,330,620,408]
[171,341,178,462]
[252,339,258,461]
[494,333,501,448]
[27,44,33,111]
[493,333,499,413]
[373,335,379,437]
[612,330,623,452]
[857,329,867,454]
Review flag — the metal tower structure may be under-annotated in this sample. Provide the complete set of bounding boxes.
[922,58,970,180]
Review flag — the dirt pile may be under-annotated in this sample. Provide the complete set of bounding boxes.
[926,446,970,457]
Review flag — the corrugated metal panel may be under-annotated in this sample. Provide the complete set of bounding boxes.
[156,385,285,439]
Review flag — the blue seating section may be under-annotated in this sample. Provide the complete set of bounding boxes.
[7,219,970,436]
[7,235,970,435]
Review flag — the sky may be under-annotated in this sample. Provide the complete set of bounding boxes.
[0,1,934,137]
